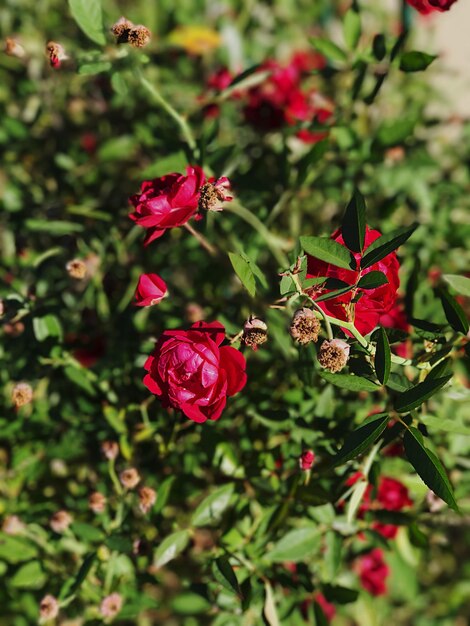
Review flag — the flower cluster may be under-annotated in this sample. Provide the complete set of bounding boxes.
[406,0,458,13]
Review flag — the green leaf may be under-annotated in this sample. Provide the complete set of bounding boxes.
[360,224,418,269]
[154,530,190,569]
[404,427,458,511]
[426,359,453,381]
[319,371,380,392]
[266,527,321,563]
[310,38,348,63]
[10,561,46,589]
[68,552,96,596]
[264,581,281,626]
[334,414,389,465]
[228,252,256,297]
[68,0,106,45]
[315,285,354,302]
[171,592,211,615]
[376,116,417,147]
[341,189,366,253]
[154,476,176,514]
[439,289,469,335]
[0,534,38,564]
[33,314,63,342]
[78,61,111,75]
[212,556,241,595]
[25,219,84,235]
[357,271,389,289]
[443,274,470,298]
[64,366,96,396]
[375,327,391,385]
[372,34,386,61]
[192,483,235,527]
[300,236,354,270]
[394,375,452,413]
[347,478,369,524]
[343,9,361,50]
[400,51,436,72]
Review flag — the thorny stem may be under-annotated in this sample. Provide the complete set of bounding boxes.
[183,222,217,256]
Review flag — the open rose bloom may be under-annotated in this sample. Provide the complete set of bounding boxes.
[144,321,247,422]
[406,0,458,13]
[134,273,167,306]
[307,227,400,335]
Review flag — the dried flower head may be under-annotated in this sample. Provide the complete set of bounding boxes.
[12,382,33,408]
[2,515,25,535]
[66,259,87,280]
[3,321,24,337]
[290,308,321,345]
[198,180,231,212]
[89,492,107,514]
[317,338,350,373]
[138,486,156,514]
[111,16,134,42]
[119,468,141,490]
[4,37,25,58]
[50,510,73,534]
[39,595,59,621]
[100,593,123,619]
[299,450,315,471]
[101,440,119,460]
[128,25,151,48]
[46,41,67,69]
[0,299,4,317]
[242,316,268,351]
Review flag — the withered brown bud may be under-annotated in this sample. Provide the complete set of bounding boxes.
[4,37,25,58]
[46,41,67,68]
[119,468,141,490]
[3,321,25,337]
[101,440,119,460]
[111,16,134,42]
[290,308,321,345]
[317,339,350,373]
[138,486,156,514]
[66,259,87,280]
[242,316,268,351]
[89,492,107,514]
[198,183,226,212]
[128,25,151,48]
[39,595,59,621]
[12,382,33,408]
[185,302,205,324]
[50,510,73,533]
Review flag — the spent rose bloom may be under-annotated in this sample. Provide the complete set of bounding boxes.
[306,227,400,335]
[50,510,72,533]
[100,593,123,619]
[143,321,247,423]
[357,548,389,596]
[39,595,59,621]
[406,0,458,13]
[129,166,231,245]
[134,273,168,306]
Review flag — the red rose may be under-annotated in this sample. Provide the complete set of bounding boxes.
[314,593,336,623]
[306,227,400,335]
[143,321,247,423]
[372,522,398,539]
[357,548,389,596]
[377,477,413,511]
[134,273,168,307]
[299,450,315,470]
[406,0,457,13]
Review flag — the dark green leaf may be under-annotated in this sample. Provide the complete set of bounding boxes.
[310,38,348,63]
[154,530,190,568]
[334,414,389,464]
[375,327,391,384]
[343,9,361,50]
[426,359,453,381]
[319,371,380,392]
[78,61,111,75]
[361,224,418,269]
[266,527,321,562]
[439,289,469,335]
[357,271,389,289]
[192,483,235,527]
[404,427,458,511]
[400,51,436,72]
[69,552,96,595]
[341,189,366,253]
[315,285,354,302]
[394,375,452,413]
[372,34,386,61]
[300,236,354,270]
[212,556,241,596]
[228,252,256,297]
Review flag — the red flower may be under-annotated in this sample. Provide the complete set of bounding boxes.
[314,593,336,622]
[377,477,413,511]
[372,522,398,539]
[357,549,389,596]
[134,273,168,307]
[406,0,458,14]
[306,227,400,335]
[299,450,315,470]
[143,321,247,423]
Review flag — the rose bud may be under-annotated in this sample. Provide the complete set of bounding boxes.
[134,273,168,307]
[317,339,350,373]
[101,440,119,460]
[242,316,268,351]
[299,450,315,471]
[39,595,59,621]
[50,510,73,533]
[111,16,134,42]
[119,468,141,490]
[66,259,87,280]
[100,593,123,619]
[11,382,33,408]
[197,178,232,212]
[185,302,205,323]
[290,308,321,345]
[138,486,156,514]
[4,37,25,58]
[128,25,151,48]
[89,492,107,514]
[46,41,67,69]
[2,515,25,535]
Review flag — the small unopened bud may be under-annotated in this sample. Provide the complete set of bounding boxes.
[101,440,119,460]
[119,468,140,490]
[39,595,59,621]
[2,515,25,535]
[299,450,315,471]
[12,382,33,408]
[50,510,73,533]
[128,25,151,48]
[46,41,67,69]
[89,492,107,514]
[198,180,231,212]
[66,259,87,280]
[317,339,350,373]
[111,16,134,42]
[100,593,123,619]
[242,316,268,351]
[290,308,321,345]
[138,486,156,514]
[4,321,24,337]
[0,299,4,317]
[185,302,205,324]
[4,37,25,58]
